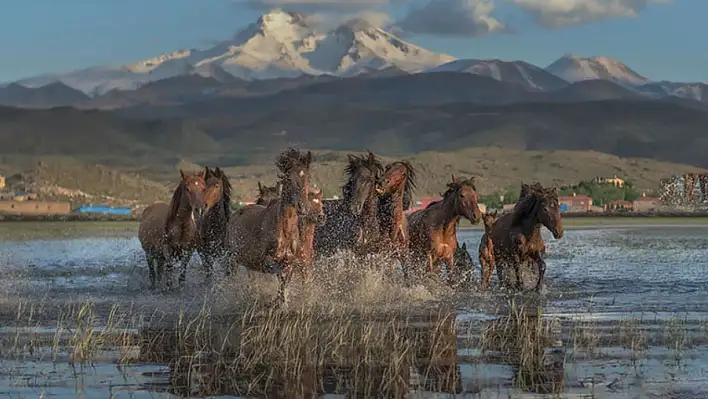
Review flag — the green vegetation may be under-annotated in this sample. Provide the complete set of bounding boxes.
[559,180,641,206]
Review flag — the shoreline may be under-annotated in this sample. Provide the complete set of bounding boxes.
[3,211,708,223]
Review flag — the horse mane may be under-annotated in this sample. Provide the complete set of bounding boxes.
[342,151,383,200]
[397,160,417,210]
[213,167,232,220]
[166,180,187,224]
[276,147,309,175]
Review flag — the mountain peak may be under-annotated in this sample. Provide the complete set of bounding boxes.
[545,55,648,86]
[257,9,309,30]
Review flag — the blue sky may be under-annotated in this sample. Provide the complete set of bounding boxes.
[0,0,704,83]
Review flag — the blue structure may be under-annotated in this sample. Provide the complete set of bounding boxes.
[559,203,569,212]
[74,205,132,215]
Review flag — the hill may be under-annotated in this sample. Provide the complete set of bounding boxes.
[0,156,170,205]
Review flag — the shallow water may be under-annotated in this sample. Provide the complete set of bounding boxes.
[1,222,708,397]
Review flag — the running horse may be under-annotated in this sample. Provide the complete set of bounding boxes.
[314,151,384,258]
[296,188,326,281]
[196,167,232,281]
[490,182,563,292]
[226,148,312,304]
[406,176,483,283]
[377,160,416,273]
[138,168,211,290]
[478,210,498,289]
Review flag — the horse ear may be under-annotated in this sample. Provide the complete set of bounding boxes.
[451,174,458,183]
[305,151,312,166]
[368,151,376,162]
[461,242,467,250]
[200,167,208,180]
[214,167,223,177]
[491,210,498,217]
[180,169,186,181]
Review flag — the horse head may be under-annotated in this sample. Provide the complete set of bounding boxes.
[443,175,483,224]
[343,151,383,215]
[204,167,232,217]
[482,210,498,232]
[275,148,313,215]
[178,168,209,223]
[514,182,564,239]
[256,181,280,206]
[379,160,417,210]
[305,187,326,226]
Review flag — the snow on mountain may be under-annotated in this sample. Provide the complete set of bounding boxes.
[545,55,649,87]
[13,10,453,96]
[636,81,707,102]
[427,59,568,91]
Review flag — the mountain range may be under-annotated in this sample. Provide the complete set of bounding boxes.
[0,9,704,110]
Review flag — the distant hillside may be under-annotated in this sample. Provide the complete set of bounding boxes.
[212,148,707,201]
[0,82,90,108]
[2,156,170,205]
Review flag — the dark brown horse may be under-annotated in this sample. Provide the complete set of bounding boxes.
[296,188,326,281]
[226,148,312,304]
[478,210,498,289]
[197,167,232,281]
[406,176,483,283]
[255,181,280,206]
[314,151,384,258]
[138,169,210,290]
[377,160,416,272]
[490,183,563,292]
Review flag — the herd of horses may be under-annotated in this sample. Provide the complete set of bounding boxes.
[138,148,564,304]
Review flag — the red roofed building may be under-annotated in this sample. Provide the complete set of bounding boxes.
[633,193,661,213]
[405,196,441,215]
[559,194,593,213]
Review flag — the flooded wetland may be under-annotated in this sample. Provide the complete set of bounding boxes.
[0,220,707,398]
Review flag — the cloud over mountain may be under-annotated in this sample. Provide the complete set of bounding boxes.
[397,0,508,36]
[511,0,672,28]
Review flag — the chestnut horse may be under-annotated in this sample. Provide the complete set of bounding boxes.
[377,160,416,273]
[296,188,326,281]
[314,151,383,258]
[255,181,280,206]
[138,169,209,290]
[490,183,563,292]
[478,210,498,289]
[197,167,232,281]
[406,176,483,283]
[226,148,312,304]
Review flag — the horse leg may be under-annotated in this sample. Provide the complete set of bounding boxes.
[479,254,489,290]
[445,255,456,286]
[178,253,190,289]
[487,255,497,289]
[146,255,157,290]
[535,255,547,293]
[199,249,213,284]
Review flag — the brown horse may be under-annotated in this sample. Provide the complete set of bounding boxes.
[197,167,232,281]
[226,148,312,304]
[255,181,280,206]
[314,151,384,258]
[138,168,210,290]
[377,160,416,272]
[490,183,563,292]
[296,188,326,281]
[406,176,483,283]
[478,210,498,289]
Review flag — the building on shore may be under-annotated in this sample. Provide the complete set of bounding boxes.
[0,200,71,215]
[0,175,5,190]
[633,193,661,213]
[593,176,625,188]
[559,194,593,213]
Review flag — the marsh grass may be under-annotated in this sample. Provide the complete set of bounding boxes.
[480,299,564,394]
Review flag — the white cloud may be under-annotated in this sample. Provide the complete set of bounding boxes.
[304,10,394,30]
[511,0,672,28]
[397,0,509,36]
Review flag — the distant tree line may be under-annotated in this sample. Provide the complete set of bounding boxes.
[559,180,641,206]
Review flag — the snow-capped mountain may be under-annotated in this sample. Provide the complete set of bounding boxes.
[14,10,454,96]
[545,55,649,87]
[427,59,568,91]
